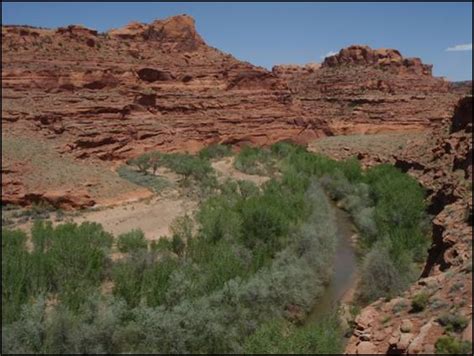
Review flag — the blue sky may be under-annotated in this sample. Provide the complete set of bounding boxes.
[2,2,472,80]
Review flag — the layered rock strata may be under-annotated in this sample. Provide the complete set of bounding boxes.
[276,45,460,134]
[1,17,465,209]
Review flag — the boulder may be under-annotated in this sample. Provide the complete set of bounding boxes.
[356,341,377,354]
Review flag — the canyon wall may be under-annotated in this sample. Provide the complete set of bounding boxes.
[2,15,319,164]
[1,15,467,208]
[276,45,461,135]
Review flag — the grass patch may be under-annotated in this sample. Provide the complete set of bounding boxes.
[117,165,169,193]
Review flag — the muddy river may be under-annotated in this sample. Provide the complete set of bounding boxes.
[305,203,358,324]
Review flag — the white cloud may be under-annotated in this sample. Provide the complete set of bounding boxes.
[320,50,338,59]
[445,43,472,52]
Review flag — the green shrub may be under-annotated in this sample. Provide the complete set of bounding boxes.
[243,314,343,354]
[237,180,260,199]
[34,221,113,311]
[112,250,160,307]
[198,144,232,160]
[112,256,145,307]
[238,195,289,252]
[171,235,185,257]
[435,335,472,354]
[270,141,304,159]
[2,221,113,322]
[117,230,147,253]
[356,240,414,304]
[283,151,339,178]
[169,215,193,242]
[2,229,31,324]
[141,256,179,307]
[243,318,289,354]
[437,313,469,332]
[150,237,172,252]
[197,192,243,243]
[234,145,273,175]
[184,238,249,297]
[340,157,363,182]
[158,152,213,181]
[411,292,430,313]
[365,164,425,235]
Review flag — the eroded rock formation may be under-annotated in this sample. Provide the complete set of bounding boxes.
[272,63,321,79]
[277,45,460,135]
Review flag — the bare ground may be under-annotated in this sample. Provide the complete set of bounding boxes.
[7,157,270,242]
[71,193,197,240]
[308,132,428,158]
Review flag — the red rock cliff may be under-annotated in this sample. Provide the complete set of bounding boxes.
[1,17,467,208]
[277,45,460,135]
[2,15,320,163]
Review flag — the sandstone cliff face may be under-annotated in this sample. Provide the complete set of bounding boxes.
[278,45,459,135]
[0,17,465,209]
[343,97,473,354]
[2,15,316,164]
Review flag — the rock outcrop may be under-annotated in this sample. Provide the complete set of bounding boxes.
[107,14,206,51]
[322,45,433,75]
[272,63,321,79]
[449,80,473,95]
[278,45,460,135]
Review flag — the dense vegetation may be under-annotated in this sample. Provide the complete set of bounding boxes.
[2,142,430,353]
[234,142,429,304]
[243,315,342,354]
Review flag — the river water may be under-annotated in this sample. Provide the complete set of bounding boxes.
[305,204,358,324]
